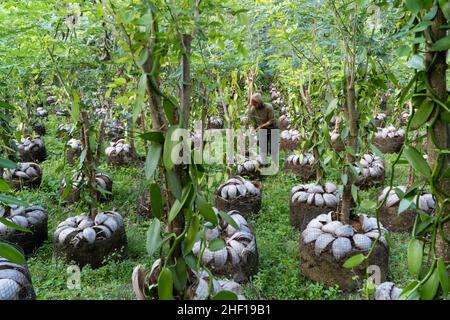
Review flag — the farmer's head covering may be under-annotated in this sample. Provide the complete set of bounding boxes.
[250,93,263,107]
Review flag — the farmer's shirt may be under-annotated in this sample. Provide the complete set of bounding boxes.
[247,103,277,128]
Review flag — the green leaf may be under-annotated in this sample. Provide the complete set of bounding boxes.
[0,195,27,207]
[184,253,198,271]
[325,98,338,119]
[79,149,87,166]
[0,101,14,110]
[441,111,450,124]
[133,74,147,122]
[72,90,80,123]
[370,144,384,158]
[144,143,162,180]
[405,0,430,14]
[157,267,173,300]
[421,267,440,300]
[213,290,238,300]
[136,13,153,27]
[412,20,432,32]
[407,238,423,276]
[140,131,165,144]
[0,217,31,233]
[0,179,10,192]
[162,96,177,125]
[60,179,72,201]
[439,0,450,20]
[423,5,438,20]
[149,183,163,219]
[341,127,349,140]
[387,71,399,86]
[163,126,178,171]
[437,258,450,295]
[432,35,450,52]
[396,45,411,57]
[348,164,359,180]
[208,238,226,251]
[398,280,420,300]
[404,146,431,179]
[414,217,434,236]
[184,215,200,255]
[398,198,412,214]
[343,254,366,269]
[168,185,192,223]
[146,219,162,256]
[360,199,376,211]
[341,174,348,185]
[136,47,149,67]
[410,100,435,130]
[196,195,218,225]
[0,242,26,265]
[166,170,182,200]
[237,41,247,57]
[351,184,358,203]
[218,210,239,229]
[0,158,17,169]
[171,259,188,293]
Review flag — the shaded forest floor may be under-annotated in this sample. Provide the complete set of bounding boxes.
[19,115,412,300]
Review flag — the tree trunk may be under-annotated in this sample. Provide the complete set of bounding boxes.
[407,131,418,187]
[80,111,98,219]
[181,34,192,129]
[142,14,168,132]
[140,110,148,154]
[145,75,167,131]
[167,34,193,260]
[127,117,136,159]
[426,8,449,262]
[95,119,105,166]
[340,53,358,224]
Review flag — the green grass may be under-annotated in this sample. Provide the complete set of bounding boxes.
[13,115,417,300]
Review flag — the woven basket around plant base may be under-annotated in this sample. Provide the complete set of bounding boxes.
[355,171,385,190]
[61,189,112,204]
[379,205,416,233]
[375,118,385,128]
[236,168,262,181]
[0,216,48,255]
[279,118,290,131]
[331,139,345,153]
[215,195,262,217]
[66,148,82,166]
[8,175,42,190]
[284,161,315,181]
[401,117,408,127]
[374,136,404,154]
[32,124,46,136]
[54,225,128,269]
[107,153,133,167]
[281,139,300,151]
[60,181,113,204]
[209,249,259,283]
[137,191,169,218]
[19,147,47,163]
[207,122,224,130]
[300,238,389,291]
[0,242,36,300]
[290,202,337,231]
